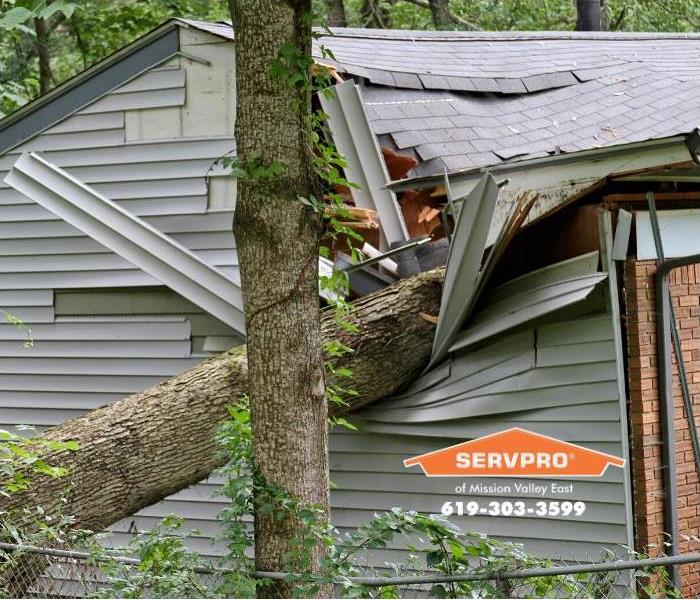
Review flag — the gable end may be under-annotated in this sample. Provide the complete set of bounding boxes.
[0,26,180,155]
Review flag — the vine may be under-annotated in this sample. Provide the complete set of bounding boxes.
[0,429,78,498]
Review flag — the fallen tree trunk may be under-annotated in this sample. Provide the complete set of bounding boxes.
[0,268,443,533]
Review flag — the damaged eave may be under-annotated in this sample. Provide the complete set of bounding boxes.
[389,132,697,246]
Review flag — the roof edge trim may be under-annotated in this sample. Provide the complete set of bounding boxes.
[389,134,692,192]
[0,22,181,155]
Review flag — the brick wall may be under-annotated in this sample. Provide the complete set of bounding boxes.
[624,259,700,596]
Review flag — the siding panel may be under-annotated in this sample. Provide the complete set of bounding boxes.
[79,88,185,114]
[341,310,632,563]
[0,138,235,170]
[44,112,125,135]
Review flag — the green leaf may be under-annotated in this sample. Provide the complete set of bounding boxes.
[0,7,33,29]
[331,417,357,431]
[39,0,77,20]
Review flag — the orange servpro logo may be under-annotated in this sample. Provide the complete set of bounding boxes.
[403,428,625,478]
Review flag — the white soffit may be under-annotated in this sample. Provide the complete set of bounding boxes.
[5,152,246,334]
[319,80,408,249]
[474,139,692,246]
[636,209,700,260]
[391,136,693,247]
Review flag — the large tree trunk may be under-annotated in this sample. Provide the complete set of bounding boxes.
[228,1,329,596]
[428,0,455,28]
[0,268,442,532]
[576,0,601,30]
[325,0,347,27]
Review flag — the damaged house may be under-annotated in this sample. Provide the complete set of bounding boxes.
[3,19,700,595]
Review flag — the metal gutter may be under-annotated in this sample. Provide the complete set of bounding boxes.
[319,80,408,249]
[388,134,693,193]
[0,22,181,155]
[5,152,245,334]
[646,192,700,588]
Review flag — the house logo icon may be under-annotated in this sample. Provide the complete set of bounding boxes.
[403,427,626,478]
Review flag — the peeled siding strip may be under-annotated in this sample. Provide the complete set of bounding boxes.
[44,112,125,135]
[429,174,499,367]
[79,87,185,114]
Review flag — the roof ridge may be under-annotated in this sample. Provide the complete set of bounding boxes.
[178,19,700,42]
[322,27,700,41]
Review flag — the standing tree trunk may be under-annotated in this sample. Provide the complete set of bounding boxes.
[228,1,328,597]
[33,17,53,95]
[428,0,455,28]
[576,0,601,30]
[325,0,347,27]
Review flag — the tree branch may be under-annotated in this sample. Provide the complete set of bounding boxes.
[398,0,481,30]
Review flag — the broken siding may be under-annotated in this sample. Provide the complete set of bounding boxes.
[18,293,626,566]
[5,153,244,332]
[354,309,631,562]
[0,292,630,567]
[1,282,627,565]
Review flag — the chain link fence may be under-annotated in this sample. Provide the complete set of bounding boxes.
[2,540,699,599]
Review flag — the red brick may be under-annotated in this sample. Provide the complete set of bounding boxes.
[626,262,700,594]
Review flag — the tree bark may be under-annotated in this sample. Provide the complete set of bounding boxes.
[33,17,53,95]
[69,13,89,69]
[0,268,443,535]
[325,0,347,27]
[576,0,601,31]
[399,0,480,30]
[428,0,455,28]
[228,1,330,596]
[361,0,391,28]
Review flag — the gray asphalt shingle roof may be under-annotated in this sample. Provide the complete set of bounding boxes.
[303,28,700,176]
